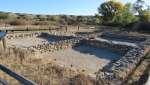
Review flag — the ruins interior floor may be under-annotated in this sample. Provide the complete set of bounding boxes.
[6,37,49,48]
[41,45,122,74]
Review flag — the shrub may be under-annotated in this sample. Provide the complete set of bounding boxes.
[9,19,28,25]
[32,21,50,25]
[0,13,8,19]
[70,74,96,85]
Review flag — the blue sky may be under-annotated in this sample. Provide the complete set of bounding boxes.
[0,0,149,15]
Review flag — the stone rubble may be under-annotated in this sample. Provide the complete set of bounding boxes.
[96,32,150,85]
[26,38,81,53]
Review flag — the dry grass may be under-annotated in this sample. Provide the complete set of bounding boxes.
[0,48,96,85]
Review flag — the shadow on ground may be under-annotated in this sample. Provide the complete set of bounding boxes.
[73,45,121,61]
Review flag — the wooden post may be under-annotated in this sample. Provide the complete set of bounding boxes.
[2,38,6,51]
[65,25,68,32]
[78,25,80,31]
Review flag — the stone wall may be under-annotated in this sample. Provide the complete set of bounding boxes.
[96,47,146,85]
[82,39,135,55]
[101,32,147,43]
[81,39,146,85]
[81,39,147,85]
[95,34,150,85]
[26,38,81,53]
[6,32,41,39]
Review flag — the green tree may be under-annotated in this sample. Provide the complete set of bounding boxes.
[76,16,87,25]
[112,3,138,26]
[98,1,138,26]
[134,0,150,22]
[94,14,101,25]
[50,16,60,22]
[134,0,145,15]
[67,15,77,25]
[98,0,124,21]
[139,10,150,22]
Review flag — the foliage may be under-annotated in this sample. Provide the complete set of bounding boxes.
[76,16,87,25]
[94,14,101,24]
[133,0,150,22]
[98,1,139,27]
[33,21,50,25]
[133,0,146,14]
[0,11,102,26]
[98,0,124,21]
[112,3,139,26]
[9,19,29,25]
[139,10,150,22]
[0,12,9,19]
[50,16,61,22]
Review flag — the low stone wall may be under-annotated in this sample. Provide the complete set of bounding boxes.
[6,32,41,39]
[101,32,147,43]
[96,47,146,85]
[82,39,135,55]
[95,38,150,85]
[26,38,81,53]
[79,36,150,85]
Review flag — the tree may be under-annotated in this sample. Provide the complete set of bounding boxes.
[94,14,101,25]
[134,0,150,22]
[76,16,87,25]
[50,16,60,22]
[98,1,138,26]
[67,15,77,25]
[134,0,145,15]
[112,3,138,26]
[98,0,124,21]
[139,10,150,22]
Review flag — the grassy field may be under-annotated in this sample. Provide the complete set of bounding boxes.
[0,48,96,85]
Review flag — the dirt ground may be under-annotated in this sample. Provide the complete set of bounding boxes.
[39,45,121,76]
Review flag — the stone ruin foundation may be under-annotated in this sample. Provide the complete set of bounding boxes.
[95,32,150,85]
[5,31,150,84]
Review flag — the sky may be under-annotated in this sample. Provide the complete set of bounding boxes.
[0,0,149,15]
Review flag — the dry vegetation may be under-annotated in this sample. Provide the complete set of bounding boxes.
[0,48,96,85]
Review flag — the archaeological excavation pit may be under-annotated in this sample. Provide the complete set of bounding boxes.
[39,36,140,76]
[36,32,150,84]
[41,44,122,75]
[5,31,150,84]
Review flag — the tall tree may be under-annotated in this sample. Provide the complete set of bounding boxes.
[98,1,138,26]
[134,0,150,22]
[98,0,124,21]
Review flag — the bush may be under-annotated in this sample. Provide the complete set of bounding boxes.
[70,74,96,85]
[32,21,50,25]
[0,13,8,19]
[9,19,28,25]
